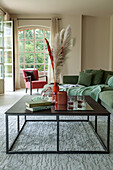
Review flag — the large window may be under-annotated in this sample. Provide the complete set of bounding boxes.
[18,27,50,75]
[0,13,4,79]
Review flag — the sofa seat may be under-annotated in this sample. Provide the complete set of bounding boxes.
[99,91,113,108]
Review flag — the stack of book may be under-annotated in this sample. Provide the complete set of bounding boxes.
[25,99,51,112]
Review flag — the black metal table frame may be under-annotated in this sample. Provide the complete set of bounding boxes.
[6,113,110,154]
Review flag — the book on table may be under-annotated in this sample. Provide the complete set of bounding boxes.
[26,105,51,112]
[25,99,51,108]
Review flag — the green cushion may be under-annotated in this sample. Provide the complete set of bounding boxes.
[63,76,78,84]
[102,70,113,84]
[108,76,113,87]
[78,72,93,86]
[84,69,104,85]
[99,91,113,108]
[105,74,113,84]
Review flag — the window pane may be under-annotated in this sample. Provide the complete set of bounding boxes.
[0,50,3,63]
[0,33,3,47]
[35,65,44,71]
[45,65,48,71]
[4,37,12,49]
[35,53,44,63]
[0,16,3,31]
[35,29,44,40]
[35,41,44,52]
[25,29,34,40]
[4,23,11,36]
[18,31,24,40]
[45,53,49,63]
[0,65,3,78]
[25,41,34,52]
[4,51,12,63]
[5,65,12,74]
[25,65,34,69]
[19,41,24,52]
[45,30,50,40]
[20,65,24,69]
[19,53,24,63]
[25,53,34,63]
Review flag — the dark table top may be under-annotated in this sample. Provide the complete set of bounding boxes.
[5,95,110,116]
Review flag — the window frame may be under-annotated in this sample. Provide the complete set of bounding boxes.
[18,26,50,75]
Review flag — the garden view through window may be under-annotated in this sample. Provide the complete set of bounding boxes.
[18,27,50,75]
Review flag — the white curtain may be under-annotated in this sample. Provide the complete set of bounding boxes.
[48,17,60,84]
[13,17,20,89]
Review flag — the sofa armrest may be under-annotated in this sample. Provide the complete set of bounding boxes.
[63,75,78,84]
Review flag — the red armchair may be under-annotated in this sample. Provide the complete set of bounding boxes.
[22,70,48,95]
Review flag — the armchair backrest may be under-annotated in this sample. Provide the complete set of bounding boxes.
[22,70,39,83]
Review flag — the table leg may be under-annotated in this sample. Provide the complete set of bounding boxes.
[6,115,9,154]
[95,115,97,133]
[25,115,26,121]
[57,115,59,152]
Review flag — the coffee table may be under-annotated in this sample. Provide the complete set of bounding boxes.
[5,95,110,154]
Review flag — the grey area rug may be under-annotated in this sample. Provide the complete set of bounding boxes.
[0,95,113,170]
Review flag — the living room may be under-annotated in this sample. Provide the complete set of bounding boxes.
[0,0,113,169]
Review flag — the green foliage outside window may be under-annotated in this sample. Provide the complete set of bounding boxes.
[35,41,44,52]
[35,65,44,71]
[25,53,34,63]
[25,41,34,52]
[25,29,34,40]
[18,27,50,74]
[35,53,44,63]
[35,29,44,39]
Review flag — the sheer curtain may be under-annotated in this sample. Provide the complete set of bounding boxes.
[13,17,20,89]
[48,17,60,84]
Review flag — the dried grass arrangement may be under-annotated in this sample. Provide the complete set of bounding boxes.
[45,25,71,83]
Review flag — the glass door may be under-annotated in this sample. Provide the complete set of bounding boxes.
[4,21,14,92]
[0,12,4,94]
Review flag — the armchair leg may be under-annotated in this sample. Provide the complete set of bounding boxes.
[26,88,27,93]
[30,79,32,95]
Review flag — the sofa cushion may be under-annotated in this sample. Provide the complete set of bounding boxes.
[63,75,78,84]
[84,69,104,85]
[99,91,113,108]
[101,70,113,84]
[25,71,36,82]
[108,76,113,87]
[78,72,93,86]
[105,74,113,84]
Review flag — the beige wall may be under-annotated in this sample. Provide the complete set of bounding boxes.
[15,14,111,88]
[61,15,82,76]
[82,16,110,71]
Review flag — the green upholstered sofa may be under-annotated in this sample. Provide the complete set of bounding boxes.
[63,69,113,114]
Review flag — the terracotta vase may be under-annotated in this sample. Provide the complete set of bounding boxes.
[52,82,59,103]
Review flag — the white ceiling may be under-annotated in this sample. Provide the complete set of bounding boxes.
[1,0,113,16]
